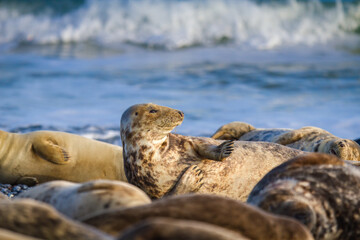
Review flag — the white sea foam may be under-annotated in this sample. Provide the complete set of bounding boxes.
[0,0,359,50]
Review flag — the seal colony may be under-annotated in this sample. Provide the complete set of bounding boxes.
[83,194,313,240]
[16,180,151,220]
[0,130,126,185]
[120,103,303,201]
[1,102,359,239]
[212,121,360,161]
[247,153,360,240]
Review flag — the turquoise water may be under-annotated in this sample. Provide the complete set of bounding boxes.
[0,0,360,140]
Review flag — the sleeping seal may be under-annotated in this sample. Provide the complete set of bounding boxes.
[212,122,360,161]
[16,180,150,220]
[0,130,125,185]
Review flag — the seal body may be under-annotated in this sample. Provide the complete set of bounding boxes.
[0,229,40,240]
[0,198,112,240]
[0,130,126,184]
[118,217,249,240]
[247,153,360,240]
[83,194,313,240]
[120,103,303,201]
[212,122,360,161]
[16,180,151,220]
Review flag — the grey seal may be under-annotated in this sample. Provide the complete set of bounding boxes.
[247,153,360,240]
[120,103,303,201]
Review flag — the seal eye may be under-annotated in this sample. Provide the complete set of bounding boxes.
[149,109,158,113]
[135,112,138,116]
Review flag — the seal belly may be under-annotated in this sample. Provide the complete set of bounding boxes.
[197,141,302,201]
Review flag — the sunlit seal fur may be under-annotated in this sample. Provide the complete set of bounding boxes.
[0,229,40,240]
[212,122,360,161]
[0,192,9,200]
[83,194,313,240]
[16,180,151,220]
[247,153,360,240]
[118,217,248,240]
[0,198,112,240]
[120,103,303,201]
[0,130,125,185]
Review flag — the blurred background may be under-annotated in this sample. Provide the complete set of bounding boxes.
[0,0,359,144]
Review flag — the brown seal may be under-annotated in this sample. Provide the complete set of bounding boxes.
[118,217,248,240]
[0,198,112,240]
[120,103,303,201]
[247,153,360,240]
[83,194,313,240]
[16,180,151,220]
[0,229,40,240]
[0,130,125,185]
[0,192,9,201]
[212,122,360,161]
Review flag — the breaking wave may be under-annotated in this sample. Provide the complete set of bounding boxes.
[0,0,360,50]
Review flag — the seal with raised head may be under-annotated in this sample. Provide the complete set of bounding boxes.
[16,179,151,220]
[212,122,360,161]
[0,130,126,185]
[0,198,112,240]
[120,103,303,201]
[247,153,360,240]
[83,194,313,240]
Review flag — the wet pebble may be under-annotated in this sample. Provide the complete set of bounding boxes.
[0,184,31,198]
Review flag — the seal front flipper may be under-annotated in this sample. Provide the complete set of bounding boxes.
[168,165,204,195]
[211,122,255,140]
[16,176,39,186]
[194,139,234,161]
[32,137,71,165]
[217,140,235,161]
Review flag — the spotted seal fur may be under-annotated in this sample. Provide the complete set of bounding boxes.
[0,198,112,240]
[247,153,360,240]
[0,130,126,185]
[83,194,313,240]
[16,180,151,220]
[120,103,303,201]
[212,122,360,161]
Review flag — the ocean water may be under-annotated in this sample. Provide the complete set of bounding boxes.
[0,0,360,143]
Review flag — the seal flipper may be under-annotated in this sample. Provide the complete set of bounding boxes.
[16,176,39,186]
[32,138,71,165]
[195,140,234,161]
[168,165,204,195]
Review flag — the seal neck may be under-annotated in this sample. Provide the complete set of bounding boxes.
[122,127,170,153]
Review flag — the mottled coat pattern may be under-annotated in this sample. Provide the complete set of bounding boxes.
[247,153,360,240]
[120,103,304,201]
[212,122,360,161]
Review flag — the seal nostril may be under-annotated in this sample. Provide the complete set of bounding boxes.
[178,111,183,117]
